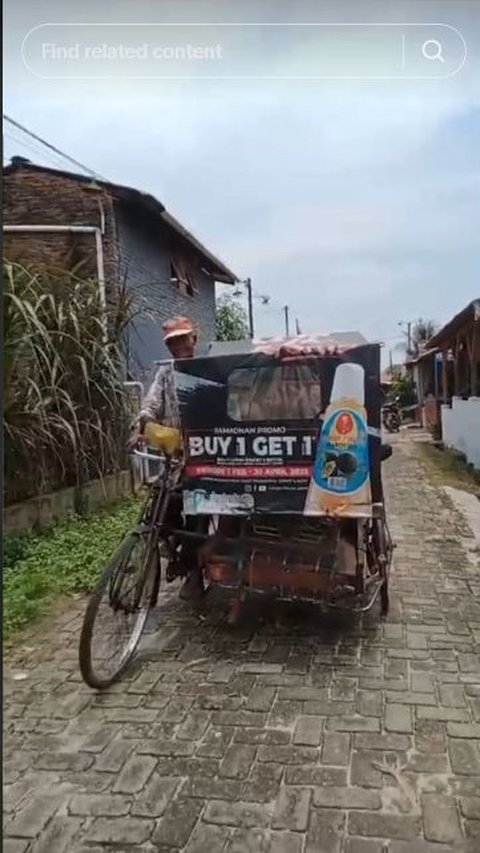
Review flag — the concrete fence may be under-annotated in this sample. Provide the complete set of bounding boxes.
[441,396,480,470]
[4,469,140,535]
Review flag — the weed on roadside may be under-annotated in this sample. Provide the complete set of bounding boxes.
[413,442,480,495]
[3,497,141,639]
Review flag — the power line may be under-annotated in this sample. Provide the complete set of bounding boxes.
[4,115,255,326]
[232,279,302,336]
[3,114,107,180]
[4,129,71,172]
[3,115,239,292]
[3,117,166,284]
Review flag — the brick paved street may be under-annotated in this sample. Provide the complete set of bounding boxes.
[4,434,480,853]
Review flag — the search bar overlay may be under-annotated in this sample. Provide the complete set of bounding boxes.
[22,23,466,80]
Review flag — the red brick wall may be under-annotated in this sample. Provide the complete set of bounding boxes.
[3,167,119,283]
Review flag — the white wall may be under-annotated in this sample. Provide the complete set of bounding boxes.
[441,397,480,469]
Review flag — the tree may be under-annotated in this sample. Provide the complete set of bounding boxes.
[391,375,417,407]
[215,294,250,341]
[395,318,438,358]
[411,318,437,357]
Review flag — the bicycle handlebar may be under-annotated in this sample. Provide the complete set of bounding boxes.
[131,448,169,463]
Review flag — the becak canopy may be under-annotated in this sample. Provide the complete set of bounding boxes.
[208,332,369,360]
[252,333,369,360]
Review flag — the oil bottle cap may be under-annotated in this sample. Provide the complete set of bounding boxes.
[330,363,365,405]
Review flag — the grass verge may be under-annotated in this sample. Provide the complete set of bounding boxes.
[3,496,142,641]
[413,441,480,494]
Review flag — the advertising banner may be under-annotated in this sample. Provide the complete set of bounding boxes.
[174,343,381,516]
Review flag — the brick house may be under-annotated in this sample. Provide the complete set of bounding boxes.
[3,157,239,382]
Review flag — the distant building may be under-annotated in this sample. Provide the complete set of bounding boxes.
[3,158,238,382]
[409,299,480,468]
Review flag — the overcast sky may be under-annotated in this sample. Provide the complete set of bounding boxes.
[5,1,480,359]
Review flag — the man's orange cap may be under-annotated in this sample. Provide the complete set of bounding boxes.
[163,316,195,342]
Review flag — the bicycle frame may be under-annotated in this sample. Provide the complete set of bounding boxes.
[132,449,181,524]
[128,450,184,600]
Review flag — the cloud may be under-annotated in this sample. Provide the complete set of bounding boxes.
[4,0,480,354]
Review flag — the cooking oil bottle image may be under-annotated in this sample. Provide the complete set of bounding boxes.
[304,362,371,516]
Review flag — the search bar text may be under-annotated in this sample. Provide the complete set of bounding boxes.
[22,23,467,80]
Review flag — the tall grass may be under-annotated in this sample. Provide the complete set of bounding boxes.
[4,261,135,505]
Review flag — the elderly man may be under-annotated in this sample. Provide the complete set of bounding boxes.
[130,316,205,601]
[131,315,196,433]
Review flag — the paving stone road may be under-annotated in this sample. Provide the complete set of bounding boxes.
[4,434,480,853]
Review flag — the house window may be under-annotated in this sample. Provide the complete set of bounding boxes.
[171,257,196,297]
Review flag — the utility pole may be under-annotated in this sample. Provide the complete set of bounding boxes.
[399,320,413,355]
[233,278,255,339]
[245,277,254,339]
[283,305,290,337]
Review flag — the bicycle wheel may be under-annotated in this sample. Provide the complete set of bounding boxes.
[79,528,159,689]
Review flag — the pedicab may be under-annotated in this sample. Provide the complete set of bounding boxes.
[79,334,393,689]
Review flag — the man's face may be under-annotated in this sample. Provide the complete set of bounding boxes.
[167,333,195,359]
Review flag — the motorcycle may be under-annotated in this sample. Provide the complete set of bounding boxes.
[382,396,401,433]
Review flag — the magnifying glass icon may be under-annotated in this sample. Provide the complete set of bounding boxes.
[422,39,445,62]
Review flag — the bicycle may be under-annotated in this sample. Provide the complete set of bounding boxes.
[78,449,182,690]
